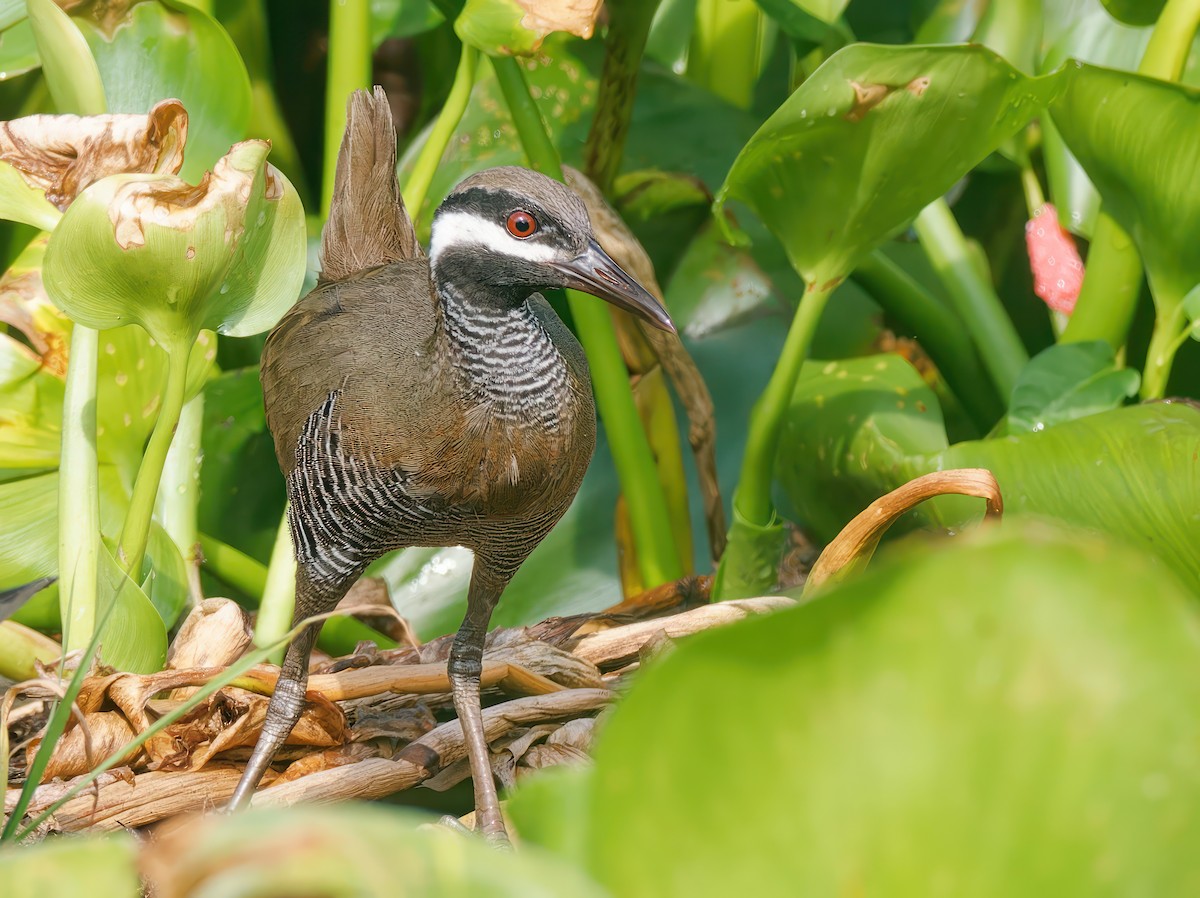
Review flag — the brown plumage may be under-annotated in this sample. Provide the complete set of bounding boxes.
[228,87,673,843]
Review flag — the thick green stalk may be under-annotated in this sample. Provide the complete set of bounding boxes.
[198,532,269,599]
[1060,211,1143,347]
[584,0,662,195]
[256,513,296,658]
[401,43,478,219]
[116,344,190,581]
[687,0,763,109]
[1063,0,1200,348]
[914,199,1028,398]
[492,55,683,585]
[735,284,833,526]
[157,390,205,602]
[321,0,371,219]
[58,324,100,652]
[852,251,1002,428]
[1141,300,1188,400]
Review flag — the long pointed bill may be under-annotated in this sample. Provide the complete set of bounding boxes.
[552,239,676,333]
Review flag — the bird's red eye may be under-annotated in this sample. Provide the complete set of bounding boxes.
[505,210,537,239]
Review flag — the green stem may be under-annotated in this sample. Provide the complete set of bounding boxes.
[583,0,662,195]
[1138,0,1200,80]
[157,388,205,603]
[321,0,371,219]
[198,532,268,599]
[401,43,478,220]
[687,0,763,109]
[852,251,1002,429]
[1062,0,1200,349]
[1019,162,1045,218]
[491,57,560,175]
[1141,301,1188,400]
[116,344,190,581]
[736,283,834,526]
[58,324,100,653]
[492,55,683,585]
[914,198,1028,399]
[256,511,297,659]
[1059,210,1143,347]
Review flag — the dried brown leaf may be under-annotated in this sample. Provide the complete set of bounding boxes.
[167,598,252,673]
[0,99,187,210]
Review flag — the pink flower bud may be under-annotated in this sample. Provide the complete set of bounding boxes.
[1026,203,1084,315]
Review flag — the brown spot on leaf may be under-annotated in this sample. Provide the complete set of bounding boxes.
[907,76,931,97]
[846,81,894,122]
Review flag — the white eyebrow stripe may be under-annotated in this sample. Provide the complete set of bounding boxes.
[428,211,559,266]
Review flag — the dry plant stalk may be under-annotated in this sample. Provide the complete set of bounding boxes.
[805,468,1004,592]
[5,589,793,833]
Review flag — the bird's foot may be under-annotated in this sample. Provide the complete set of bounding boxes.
[434,813,514,851]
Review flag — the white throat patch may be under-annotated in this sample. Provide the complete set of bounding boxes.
[428,211,560,267]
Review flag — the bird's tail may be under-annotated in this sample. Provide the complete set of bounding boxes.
[320,86,422,282]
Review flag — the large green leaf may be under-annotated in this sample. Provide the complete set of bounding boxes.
[585,524,1200,896]
[143,804,607,897]
[715,43,1059,286]
[1100,0,1165,26]
[1038,9,1150,238]
[776,354,1200,593]
[0,832,139,896]
[71,0,252,182]
[1049,63,1200,308]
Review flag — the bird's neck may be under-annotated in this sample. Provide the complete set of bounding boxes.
[434,277,572,423]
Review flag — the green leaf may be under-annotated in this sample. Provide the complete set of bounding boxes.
[0,160,62,231]
[776,359,1200,593]
[0,832,140,896]
[776,354,948,539]
[508,765,595,868]
[1038,9,1150,238]
[93,539,167,672]
[146,804,608,897]
[1100,0,1166,26]
[715,43,1060,286]
[42,141,306,350]
[1049,63,1200,307]
[26,0,106,114]
[456,0,602,57]
[1184,282,1200,339]
[1005,340,1139,434]
[664,220,776,337]
[587,524,1200,896]
[0,17,38,78]
[71,0,252,182]
[371,0,444,44]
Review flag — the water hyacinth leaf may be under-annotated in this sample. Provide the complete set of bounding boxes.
[715,44,1060,287]
[587,525,1200,896]
[26,0,106,114]
[140,805,609,897]
[1101,0,1166,26]
[0,162,62,230]
[1049,63,1200,308]
[776,364,1200,593]
[665,220,776,338]
[42,140,306,350]
[0,831,140,896]
[0,13,38,76]
[1039,9,1150,238]
[0,98,188,231]
[93,539,167,672]
[370,0,444,43]
[456,0,603,57]
[1005,341,1138,435]
[776,354,948,541]
[70,0,252,182]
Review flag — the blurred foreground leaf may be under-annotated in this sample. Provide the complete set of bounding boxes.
[0,832,139,896]
[584,524,1200,896]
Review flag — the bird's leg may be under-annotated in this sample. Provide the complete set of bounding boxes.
[227,621,320,811]
[449,562,510,846]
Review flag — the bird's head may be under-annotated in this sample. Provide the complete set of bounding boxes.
[429,166,674,332]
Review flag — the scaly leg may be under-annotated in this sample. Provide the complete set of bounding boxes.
[227,621,320,811]
[449,562,510,846]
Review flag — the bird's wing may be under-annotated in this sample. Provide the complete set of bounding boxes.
[321,86,422,282]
